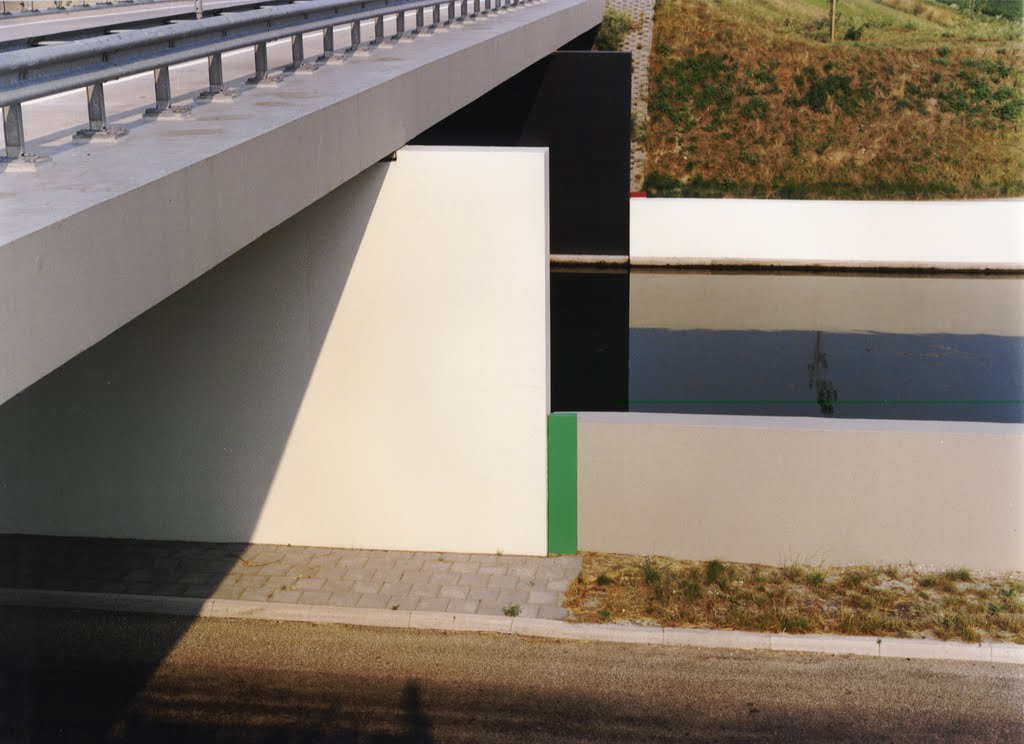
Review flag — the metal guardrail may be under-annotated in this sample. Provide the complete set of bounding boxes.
[0,0,532,160]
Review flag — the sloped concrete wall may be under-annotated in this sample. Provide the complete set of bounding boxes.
[0,147,551,555]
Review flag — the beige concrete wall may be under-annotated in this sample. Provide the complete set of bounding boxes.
[0,147,551,555]
[577,412,1024,571]
[630,198,1024,270]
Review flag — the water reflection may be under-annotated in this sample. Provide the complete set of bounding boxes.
[551,269,1024,423]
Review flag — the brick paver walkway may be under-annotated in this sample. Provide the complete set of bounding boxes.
[606,0,656,190]
[0,535,580,620]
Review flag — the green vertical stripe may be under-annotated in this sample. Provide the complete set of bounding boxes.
[547,413,578,555]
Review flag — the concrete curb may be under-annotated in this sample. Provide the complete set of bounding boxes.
[2,587,1021,664]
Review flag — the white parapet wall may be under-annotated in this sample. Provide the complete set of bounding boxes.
[0,147,551,555]
[630,198,1024,270]
[577,412,1024,572]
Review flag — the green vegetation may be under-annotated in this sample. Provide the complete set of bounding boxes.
[502,603,521,617]
[643,0,1023,199]
[565,553,1024,643]
[595,8,633,52]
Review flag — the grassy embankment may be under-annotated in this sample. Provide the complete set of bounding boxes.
[641,0,1024,199]
[565,553,1024,643]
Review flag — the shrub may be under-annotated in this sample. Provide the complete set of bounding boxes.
[595,8,633,51]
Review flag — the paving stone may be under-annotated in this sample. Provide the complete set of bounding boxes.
[538,605,569,620]
[211,585,247,600]
[181,584,215,598]
[239,587,274,602]
[487,574,518,589]
[364,558,394,571]
[381,582,412,597]
[292,577,325,591]
[234,575,270,589]
[477,565,508,576]
[467,586,500,601]
[508,566,538,579]
[476,601,510,616]
[268,589,303,604]
[546,579,571,593]
[449,562,478,574]
[344,567,377,582]
[400,571,437,584]
[469,554,499,564]
[327,592,362,607]
[515,603,541,619]
[415,597,449,612]
[392,559,425,572]
[426,573,461,587]
[528,590,559,606]
[372,569,406,583]
[409,584,439,599]
[447,599,480,614]
[298,590,332,604]
[388,596,420,611]
[457,573,490,588]
[356,593,391,609]
[496,589,530,605]
[321,579,355,594]
[438,585,470,600]
[353,581,383,595]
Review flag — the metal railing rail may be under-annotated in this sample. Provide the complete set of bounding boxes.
[1,0,531,159]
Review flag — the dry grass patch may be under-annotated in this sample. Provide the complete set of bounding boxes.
[643,0,1024,199]
[564,552,1024,643]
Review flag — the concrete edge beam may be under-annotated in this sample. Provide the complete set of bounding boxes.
[1,588,1021,665]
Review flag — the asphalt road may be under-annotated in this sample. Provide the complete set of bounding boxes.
[1,606,1022,742]
[0,0,278,45]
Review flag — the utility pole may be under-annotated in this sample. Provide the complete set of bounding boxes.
[829,0,837,42]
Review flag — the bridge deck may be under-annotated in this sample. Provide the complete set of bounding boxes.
[0,0,603,404]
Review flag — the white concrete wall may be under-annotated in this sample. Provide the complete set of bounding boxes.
[631,198,1024,270]
[577,412,1024,572]
[0,147,551,555]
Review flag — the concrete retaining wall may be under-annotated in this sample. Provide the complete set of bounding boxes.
[0,147,551,555]
[630,198,1024,271]
[576,412,1024,572]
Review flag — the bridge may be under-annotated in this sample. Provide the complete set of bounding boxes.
[1,0,609,404]
[0,0,621,557]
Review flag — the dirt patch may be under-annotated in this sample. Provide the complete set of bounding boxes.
[564,552,1024,644]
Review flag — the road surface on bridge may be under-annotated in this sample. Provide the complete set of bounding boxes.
[2,606,1022,742]
[0,0,271,43]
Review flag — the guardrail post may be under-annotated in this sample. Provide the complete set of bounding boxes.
[196,52,238,101]
[74,82,126,141]
[481,0,489,15]
[87,83,106,131]
[209,52,224,91]
[444,0,455,24]
[414,7,424,33]
[248,41,281,84]
[320,25,335,61]
[349,19,361,51]
[471,0,479,17]
[373,14,384,45]
[459,0,467,19]
[287,32,313,72]
[154,66,171,111]
[392,10,404,41]
[430,4,440,28]
[3,103,25,159]
[144,65,192,117]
